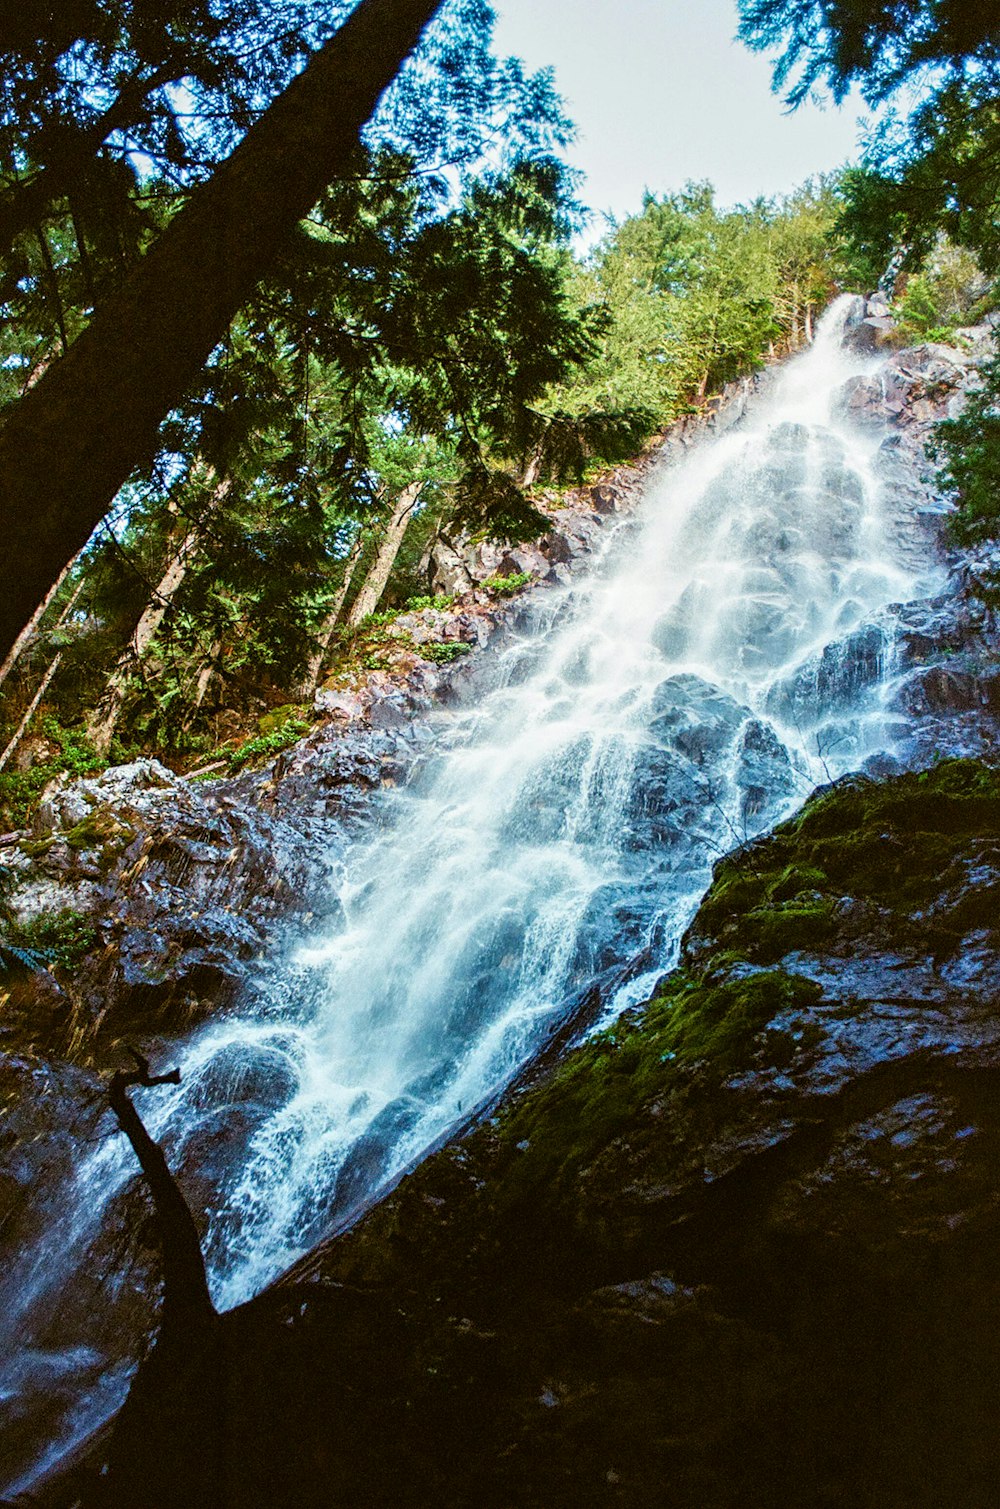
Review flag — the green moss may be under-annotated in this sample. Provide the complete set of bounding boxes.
[257,704,308,737]
[499,968,822,1195]
[696,758,1000,959]
[18,806,135,863]
[744,896,836,962]
[18,835,55,858]
[63,808,135,852]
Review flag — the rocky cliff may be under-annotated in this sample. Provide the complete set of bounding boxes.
[10,309,1000,1506]
[90,756,1000,1509]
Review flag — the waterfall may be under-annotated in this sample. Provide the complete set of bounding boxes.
[0,295,944,1491]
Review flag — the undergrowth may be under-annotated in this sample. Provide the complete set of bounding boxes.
[0,718,105,831]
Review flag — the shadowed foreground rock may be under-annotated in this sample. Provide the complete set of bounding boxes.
[83,756,1000,1508]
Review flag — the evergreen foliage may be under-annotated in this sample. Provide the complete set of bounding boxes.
[548,179,841,438]
[738,0,1000,278]
[739,0,1000,550]
[933,359,1000,548]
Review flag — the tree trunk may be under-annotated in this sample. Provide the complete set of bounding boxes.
[107,1056,214,1328]
[0,0,444,666]
[521,442,545,489]
[295,530,366,696]
[0,557,82,691]
[85,480,230,755]
[190,638,224,713]
[346,482,423,626]
[0,649,64,774]
[97,1056,222,1508]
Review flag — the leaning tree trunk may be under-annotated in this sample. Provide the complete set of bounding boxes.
[295,530,367,697]
[0,0,443,666]
[0,648,64,774]
[346,482,423,627]
[97,1053,221,1508]
[189,637,225,715]
[0,564,83,692]
[107,1053,214,1329]
[86,479,230,756]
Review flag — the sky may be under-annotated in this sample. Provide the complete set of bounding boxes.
[491,0,866,237]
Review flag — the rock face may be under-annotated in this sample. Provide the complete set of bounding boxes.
[90,759,1000,1508]
[14,322,1000,1504]
[0,373,761,1064]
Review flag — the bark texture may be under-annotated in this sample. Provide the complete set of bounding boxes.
[0,649,64,773]
[295,530,366,697]
[346,482,422,626]
[86,479,230,755]
[0,0,443,665]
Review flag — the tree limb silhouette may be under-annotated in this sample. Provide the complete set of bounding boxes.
[108,1047,214,1326]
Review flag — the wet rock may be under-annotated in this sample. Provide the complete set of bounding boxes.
[97,757,1000,1509]
[589,483,621,514]
[843,314,897,352]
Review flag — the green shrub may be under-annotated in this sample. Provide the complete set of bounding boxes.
[5,907,99,971]
[482,571,532,596]
[405,593,457,612]
[258,704,308,737]
[226,716,310,772]
[0,718,105,830]
[419,642,473,665]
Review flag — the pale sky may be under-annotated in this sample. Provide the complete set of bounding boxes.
[492,0,866,236]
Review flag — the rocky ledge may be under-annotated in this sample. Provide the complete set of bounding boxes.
[0,456,658,1061]
[91,757,1000,1508]
[0,325,988,1063]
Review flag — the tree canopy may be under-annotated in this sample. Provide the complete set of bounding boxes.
[738,0,1000,276]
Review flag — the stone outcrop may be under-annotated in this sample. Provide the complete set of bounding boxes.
[14,320,1000,1505]
[86,759,1000,1508]
[0,379,756,1062]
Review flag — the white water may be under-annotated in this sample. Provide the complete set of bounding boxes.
[0,297,943,1489]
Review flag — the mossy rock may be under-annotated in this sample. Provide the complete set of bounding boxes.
[257,704,308,737]
[694,757,1000,960]
[497,968,822,1201]
[63,808,136,852]
[20,806,136,862]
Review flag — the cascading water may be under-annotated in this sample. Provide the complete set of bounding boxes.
[0,296,945,1491]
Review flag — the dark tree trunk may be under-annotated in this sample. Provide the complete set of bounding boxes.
[0,0,443,665]
[94,1056,223,1506]
[107,1054,214,1328]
